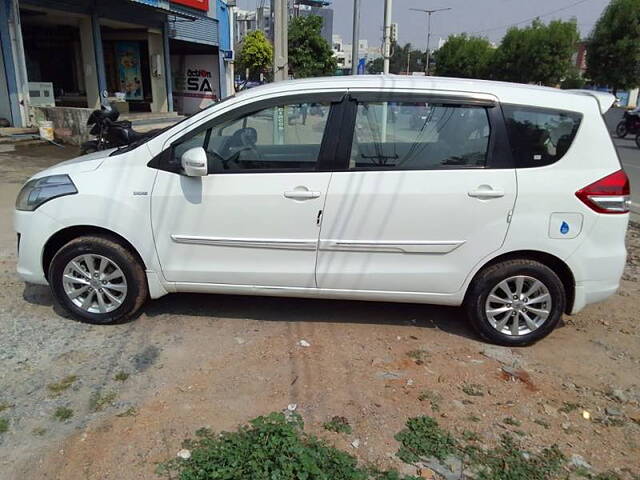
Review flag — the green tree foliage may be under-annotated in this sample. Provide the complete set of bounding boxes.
[288,15,337,78]
[586,0,640,91]
[434,34,495,79]
[366,42,427,74]
[237,30,273,81]
[491,19,580,86]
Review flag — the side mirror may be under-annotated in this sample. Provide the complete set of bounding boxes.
[181,147,208,177]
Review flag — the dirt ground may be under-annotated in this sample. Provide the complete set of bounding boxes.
[0,144,639,479]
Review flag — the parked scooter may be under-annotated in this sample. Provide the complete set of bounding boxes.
[615,107,640,138]
[80,105,152,154]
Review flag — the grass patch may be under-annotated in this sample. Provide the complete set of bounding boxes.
[395,416,457,463]
[158,412,415,480]
[53,406,73,421]
[47,375,77,395]
[462,430,481,442]
[89,391,117,412]
[0,402,12,413]
[558,402,580,414]
[406,349,430,365]
[0,417,8,433]
[116,407,138,418]
[465,434,565,480]
[503,417,521,427]
[462,383,485,397]
[32,427,47,436]
[323,416,352,434]
[417,390,442,412]
[466,414,481,423]
[114,371,130,382]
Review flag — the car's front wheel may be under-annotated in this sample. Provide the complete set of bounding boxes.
[48,235,148,324]
[465,259,565,346]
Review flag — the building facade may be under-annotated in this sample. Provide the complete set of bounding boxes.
[0,0,233,127]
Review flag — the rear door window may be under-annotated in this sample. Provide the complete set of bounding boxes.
[502,105,582,168]
[348,101,491,170]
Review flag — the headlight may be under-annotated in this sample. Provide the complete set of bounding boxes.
[16,175,77,211]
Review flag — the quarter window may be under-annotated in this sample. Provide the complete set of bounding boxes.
[502,105,582,168]
[172,101,331,172]
[348,102,491,170]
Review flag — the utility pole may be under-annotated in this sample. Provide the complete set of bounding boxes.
[410,7,451,75]
[273,0,288,81]
[382,0,392,74]
[351,0,361,75]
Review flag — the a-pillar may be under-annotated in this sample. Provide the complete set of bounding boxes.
[148,28,168,113]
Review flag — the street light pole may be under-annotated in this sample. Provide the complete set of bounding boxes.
[382,0,393,74]
[351,0,361,75]
[409,7,451,75]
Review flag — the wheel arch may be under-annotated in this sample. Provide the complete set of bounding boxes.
[465,250,575,314]
[42,225,148,280]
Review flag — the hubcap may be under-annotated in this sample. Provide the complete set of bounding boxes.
[62,254,127,314]
[485,275,552,336]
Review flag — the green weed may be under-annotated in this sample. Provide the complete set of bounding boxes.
[53,407,73,421]
[114,371,130,382]
[89,390,117,412]
[323,416,352,434]
[47,375,77,395]
[0,417,8,433]
[395,416,457,463]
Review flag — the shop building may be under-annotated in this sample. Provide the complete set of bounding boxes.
[0,0,233,129]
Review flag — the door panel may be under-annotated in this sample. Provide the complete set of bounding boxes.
[151,97,337,287]
[152,171,330,286]
[316,97,516,294]
[316,169,516,293]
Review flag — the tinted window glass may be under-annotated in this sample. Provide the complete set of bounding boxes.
[173,102,331,172]
[348,102,491,170]
[502,105,582,168]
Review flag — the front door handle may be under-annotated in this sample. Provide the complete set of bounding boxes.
[284,189,321,200]
[468,185,505,199]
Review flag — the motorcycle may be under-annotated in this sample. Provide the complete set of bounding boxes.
[615,107,640,138]
[80,105,153,154]
[636,133,640,149]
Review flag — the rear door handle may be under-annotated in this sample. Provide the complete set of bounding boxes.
[468,185,505,199]
[284,190,321,200]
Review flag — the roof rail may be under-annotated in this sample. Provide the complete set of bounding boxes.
[567,89,616,114]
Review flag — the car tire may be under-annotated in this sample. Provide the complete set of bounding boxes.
[464,259,565,346]
[48,235,148,324]
[615,122,628,138]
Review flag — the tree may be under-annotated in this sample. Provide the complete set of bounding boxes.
[236,30,273,81]
[586,0,640,92]
[434,34,494,79]
[366,42,427,74]
[491,19,580,86]
[288,15,337,78]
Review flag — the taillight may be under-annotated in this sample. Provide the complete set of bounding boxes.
[575,170,630,214]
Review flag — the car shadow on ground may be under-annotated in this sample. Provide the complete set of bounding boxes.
[144,292,480,341]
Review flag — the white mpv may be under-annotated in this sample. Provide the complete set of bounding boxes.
[14,77,630,345]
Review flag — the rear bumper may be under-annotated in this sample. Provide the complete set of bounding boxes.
[566,214,628,314]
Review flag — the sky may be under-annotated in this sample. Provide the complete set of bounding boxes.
[235,0,610,49]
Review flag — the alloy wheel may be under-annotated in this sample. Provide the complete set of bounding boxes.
[484,275,552,336]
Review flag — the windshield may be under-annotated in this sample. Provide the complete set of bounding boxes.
[109,94,237,156]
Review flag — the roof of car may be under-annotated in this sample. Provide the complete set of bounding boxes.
[236,75,614,114]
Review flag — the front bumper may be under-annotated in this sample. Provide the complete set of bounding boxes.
[14,209,63,285]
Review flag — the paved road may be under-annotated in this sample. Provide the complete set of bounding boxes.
[605,109,640,213]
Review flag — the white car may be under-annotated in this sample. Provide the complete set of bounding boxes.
[14,76,630,345]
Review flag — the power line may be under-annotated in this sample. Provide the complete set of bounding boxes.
[468,0,593,35]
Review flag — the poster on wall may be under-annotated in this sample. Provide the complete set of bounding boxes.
[171,54,220,115]
[116,42,143,101]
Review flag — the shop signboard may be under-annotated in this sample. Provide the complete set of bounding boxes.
[172,54,220,114]
[171,0,209,11]
[116,42,143,101]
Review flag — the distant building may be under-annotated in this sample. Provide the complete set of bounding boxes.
[332,34,380,73]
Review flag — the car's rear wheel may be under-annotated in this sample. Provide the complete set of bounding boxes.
[48,235,148,324]
[465,259,565,346]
